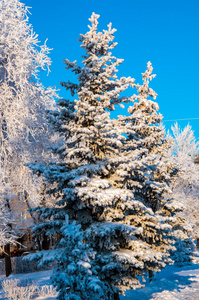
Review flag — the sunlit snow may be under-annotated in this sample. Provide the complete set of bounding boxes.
[1,263,199,299]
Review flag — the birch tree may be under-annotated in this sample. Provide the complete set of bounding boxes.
[168,124,199,239]
[0,0,57,275]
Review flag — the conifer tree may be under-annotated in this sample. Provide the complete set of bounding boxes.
[51,215,108,300]
[28,13,196,300]
[117,62,196,267]
[113,61,171,212]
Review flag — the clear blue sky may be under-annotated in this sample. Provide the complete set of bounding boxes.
[25,0,199,138]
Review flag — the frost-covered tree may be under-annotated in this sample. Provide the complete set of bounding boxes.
[27,13,196,300]
[51,215,108,300]
[28,12,135,299]
[112,62,196,269]
[171,123,199,157]
[0,0,57,275]
[116,62,172,211]
[122,66,197,267]
[169,123,199,187]
[0,194,15,249]
[168,123,199,238]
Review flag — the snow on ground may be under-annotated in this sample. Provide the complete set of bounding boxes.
[0,270,56,300]
[121,264,199,300]
[1,264,199,299]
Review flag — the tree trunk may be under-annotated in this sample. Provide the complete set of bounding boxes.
[24,190,38,224]
[37,236,42,251]
[42,233,50,250]
[114,292,120,300]
[197,238,199,249]
[4,243,12,277]
[149,270,153,282]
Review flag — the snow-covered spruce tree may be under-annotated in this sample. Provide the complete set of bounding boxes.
[51,215,108,300]
[27,13,194,300]
[116,62,172,212]
[27,12,135,300]
[0,0,57,275]
[116,62,196,267]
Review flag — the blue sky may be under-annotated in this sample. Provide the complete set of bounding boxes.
[25,0,199,138]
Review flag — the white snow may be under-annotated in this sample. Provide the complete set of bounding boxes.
[121,263,199,300]
[0,270,56,300]
[1,264,199,299]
